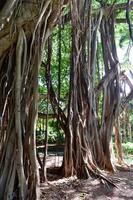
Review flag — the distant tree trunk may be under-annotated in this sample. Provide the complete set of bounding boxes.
[125,106,131,141]
[44,36,72,175]
[122,107,128,142]
[0,0,66,199]
[127,117,132,142]
[114,118,124,164]
[42,96,49,182]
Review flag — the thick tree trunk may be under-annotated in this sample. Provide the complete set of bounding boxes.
[63,0,120,178]
[0,0,66,199]
[62,0,105,179]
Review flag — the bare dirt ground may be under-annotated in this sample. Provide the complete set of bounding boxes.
[40,154,133,200]
[40,170,133,200]
[39,153,133,200]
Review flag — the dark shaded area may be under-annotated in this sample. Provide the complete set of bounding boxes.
[37,144,64,154]
[0,0,6,11]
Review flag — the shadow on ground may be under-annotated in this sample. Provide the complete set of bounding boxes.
[40,171,133,200]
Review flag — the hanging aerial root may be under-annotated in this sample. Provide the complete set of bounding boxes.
[86,162,118,188]
[15,28,27,199]
[79,149,118,188]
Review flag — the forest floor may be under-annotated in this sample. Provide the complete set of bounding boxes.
[40,155,133,200]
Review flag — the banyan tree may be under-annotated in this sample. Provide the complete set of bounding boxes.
[0,0,68,199]
[0,0,133,199]
[44,0,133,179]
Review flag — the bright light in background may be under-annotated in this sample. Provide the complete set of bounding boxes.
[124,71,133,95]
[120,71,133,97]
[129,46,133,64]
[117,45,133,96]
[117,46,133,64]
[117,47,127,63]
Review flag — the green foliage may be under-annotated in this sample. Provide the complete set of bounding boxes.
[122,142,133,154]
[37,23,71,145]
[36,130,45,145]
[38,22,71,114]
[51,22,71,104]
[36,119,65,145]
[48,120,65,144]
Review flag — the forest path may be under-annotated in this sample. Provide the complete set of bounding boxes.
[40,170,133,200]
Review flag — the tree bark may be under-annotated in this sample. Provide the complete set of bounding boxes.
[0,0,66,199]
[114,118,124,165]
